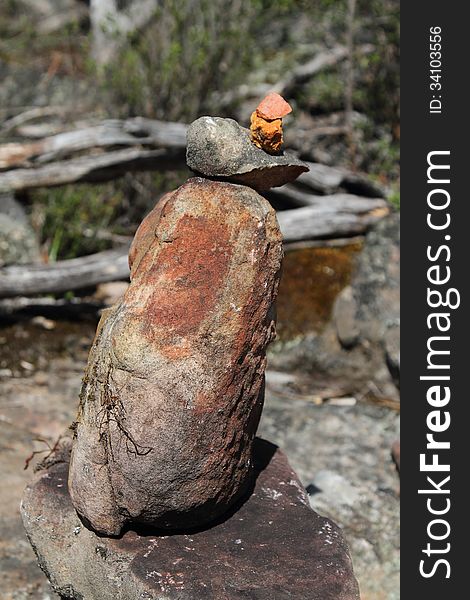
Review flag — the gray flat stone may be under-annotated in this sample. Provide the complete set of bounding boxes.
[21,439,359,600]
[0,193,41,267]
[186,117,308,190]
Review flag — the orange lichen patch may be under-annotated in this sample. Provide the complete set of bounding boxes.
[255,92,292,120]
[250,112,283,154]
[140,214,233,341]
[276,243,363,341]
[159,339,191,360]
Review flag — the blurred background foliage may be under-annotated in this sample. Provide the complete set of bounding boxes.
[1,0,399,261]
[100,0,399,128]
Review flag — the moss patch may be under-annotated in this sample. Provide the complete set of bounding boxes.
[276,242,362,341]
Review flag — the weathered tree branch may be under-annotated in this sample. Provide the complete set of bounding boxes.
[0,119,385,198]
[0,118,187,169]
[0,118,188,191]
[0,147,185,192]
[0,106,70,136]
[212,44,374,108]
[0,246,131,297]
[270,187,387,211]
[277,204,389,244]
[295,161,385,197]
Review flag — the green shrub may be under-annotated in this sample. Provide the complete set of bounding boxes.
[33,183,124,261]
[98,0,313,122]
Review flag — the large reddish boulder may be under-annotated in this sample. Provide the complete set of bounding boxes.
[68,177,283,535]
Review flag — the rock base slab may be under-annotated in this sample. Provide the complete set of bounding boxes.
[21,439,359,600]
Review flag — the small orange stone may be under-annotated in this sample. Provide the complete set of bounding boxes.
[255,92,292,121]
[250,112,283,154]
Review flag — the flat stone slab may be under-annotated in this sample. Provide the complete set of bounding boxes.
[186,117,308,190]
[21,439,359,600]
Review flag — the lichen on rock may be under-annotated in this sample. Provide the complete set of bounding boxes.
[250,112,283,153]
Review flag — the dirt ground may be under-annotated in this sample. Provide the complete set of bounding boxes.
[0,316,399,600]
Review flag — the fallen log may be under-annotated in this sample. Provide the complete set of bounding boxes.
[0,118,383,199]
[277,204,389,244]
[0,148,185,192]
[0,106,71,136]
[270,186,387,211]
[296,162,385,197]
[0,118,187,170]
[0,246,130,297]
[0,203,389,298]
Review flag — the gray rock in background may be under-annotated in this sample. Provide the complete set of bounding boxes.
[0,194,41,267]
[334,285,360,349]
[270,212,400,403]
[331,212,400,398]
[259,393,399,600]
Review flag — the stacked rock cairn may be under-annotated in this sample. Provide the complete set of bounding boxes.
[69,92,307,536]
[21,94,360,600]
